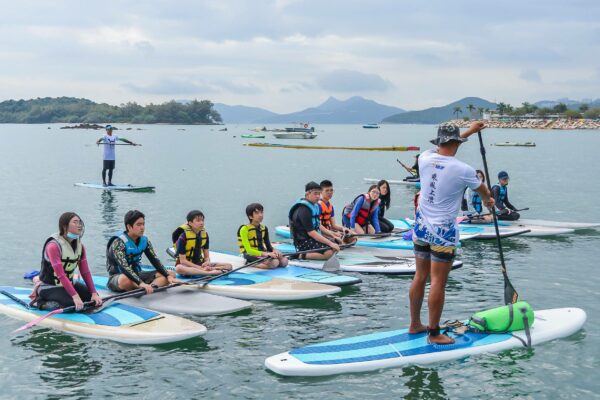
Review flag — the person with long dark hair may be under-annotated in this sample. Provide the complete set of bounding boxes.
[342,185,382,234]
[377,180,394,233]
[31,212,102,310]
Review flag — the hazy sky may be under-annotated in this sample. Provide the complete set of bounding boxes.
[1,0,598,112]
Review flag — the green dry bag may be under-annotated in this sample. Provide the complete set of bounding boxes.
[468,301,534,332]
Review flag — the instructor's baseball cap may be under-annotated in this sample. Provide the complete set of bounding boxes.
[498,171,509,180]
[105,124,113,130]
[305,181,321,192]
[430,124,467,145]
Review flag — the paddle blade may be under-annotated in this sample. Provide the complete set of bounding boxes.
[322,255,340,272]
[504,277,519,304]
[14,308,64,333]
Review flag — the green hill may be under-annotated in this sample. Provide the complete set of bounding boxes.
[382,97,496,124]
[0,97,221,124]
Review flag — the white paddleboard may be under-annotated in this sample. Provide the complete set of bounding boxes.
[165,249,362,286]
[265,307,586,376]
[509,219,599,231]
[74,182,155,192]
[93,272,340,302]
[98,285,252,316]
[0,286,206,344]
[364,178,420,187]
[273,243,462,275]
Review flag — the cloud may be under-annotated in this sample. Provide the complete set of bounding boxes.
[317,70,393,92]
[122,79,216,95]
[122,78,262,96]
[519,69,542,83]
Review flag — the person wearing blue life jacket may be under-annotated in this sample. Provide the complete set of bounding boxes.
[462,170,493,223]
[106,210,177,294]
[288,181,340,260]
[492,171,520,221]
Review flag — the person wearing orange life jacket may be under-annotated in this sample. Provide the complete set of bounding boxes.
[342,185,382,234]
[288,181,340,260]
[318,180,357,245]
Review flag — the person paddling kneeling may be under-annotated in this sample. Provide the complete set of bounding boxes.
[289,181,340,260]
[172,210,233,276]
[409,122,494,345]
[31,212,102,310]
[106,210,177,293]
[237,203,288,269]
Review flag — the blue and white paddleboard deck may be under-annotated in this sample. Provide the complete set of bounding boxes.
[0,286,206,344]
[275,226,418,250]
[459,220,574,237]
[74,182,155,192]
[275,226,474,250]
[273,243,462,275]
[265,307,586,376]
[92,270,340,302]
[165,249,361,286]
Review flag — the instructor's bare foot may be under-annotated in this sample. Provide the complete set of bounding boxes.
[408,323,428,334]
[428,333,455,345]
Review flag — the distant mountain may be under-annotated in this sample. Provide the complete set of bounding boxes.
[382,97,497,124]
[212,103,279,124]
[257,96,405,124]
[534,98,600,109]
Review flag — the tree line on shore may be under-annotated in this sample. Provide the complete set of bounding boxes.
[453,102,600,120]
[0,97,222,124]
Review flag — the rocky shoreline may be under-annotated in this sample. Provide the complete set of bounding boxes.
[447,118,600,130]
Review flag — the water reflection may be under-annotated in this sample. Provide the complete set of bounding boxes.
[99,191,119,241]
[401,366,447,400]
[12,330,101,398]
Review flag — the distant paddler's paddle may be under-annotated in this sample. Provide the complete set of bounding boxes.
[477,131,519,304]
[396,159,416,176]
[96,143,142,146]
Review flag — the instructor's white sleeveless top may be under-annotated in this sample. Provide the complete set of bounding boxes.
[417,149,481,225]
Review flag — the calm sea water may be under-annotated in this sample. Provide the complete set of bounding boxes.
[0,123,598,399]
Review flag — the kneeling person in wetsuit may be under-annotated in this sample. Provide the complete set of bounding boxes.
[289,181,340,260]
[238,203,288,269]
[173,210,232,276]
[32,212,102,310]
[492,171,520,221]
[107,210,176,293]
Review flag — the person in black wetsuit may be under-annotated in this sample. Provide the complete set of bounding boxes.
[492,171,520,221]
[377,180,394,233]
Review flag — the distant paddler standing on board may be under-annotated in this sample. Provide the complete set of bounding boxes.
[409,122,494,345]
[96,125,139,187]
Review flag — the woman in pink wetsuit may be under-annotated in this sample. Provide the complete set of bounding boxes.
[31,212,102,311]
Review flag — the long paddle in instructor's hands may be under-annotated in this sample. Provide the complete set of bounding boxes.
[477,131,519,304]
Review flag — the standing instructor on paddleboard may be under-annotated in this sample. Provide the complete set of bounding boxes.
[409,122,494,345]
[96,125,139,187]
